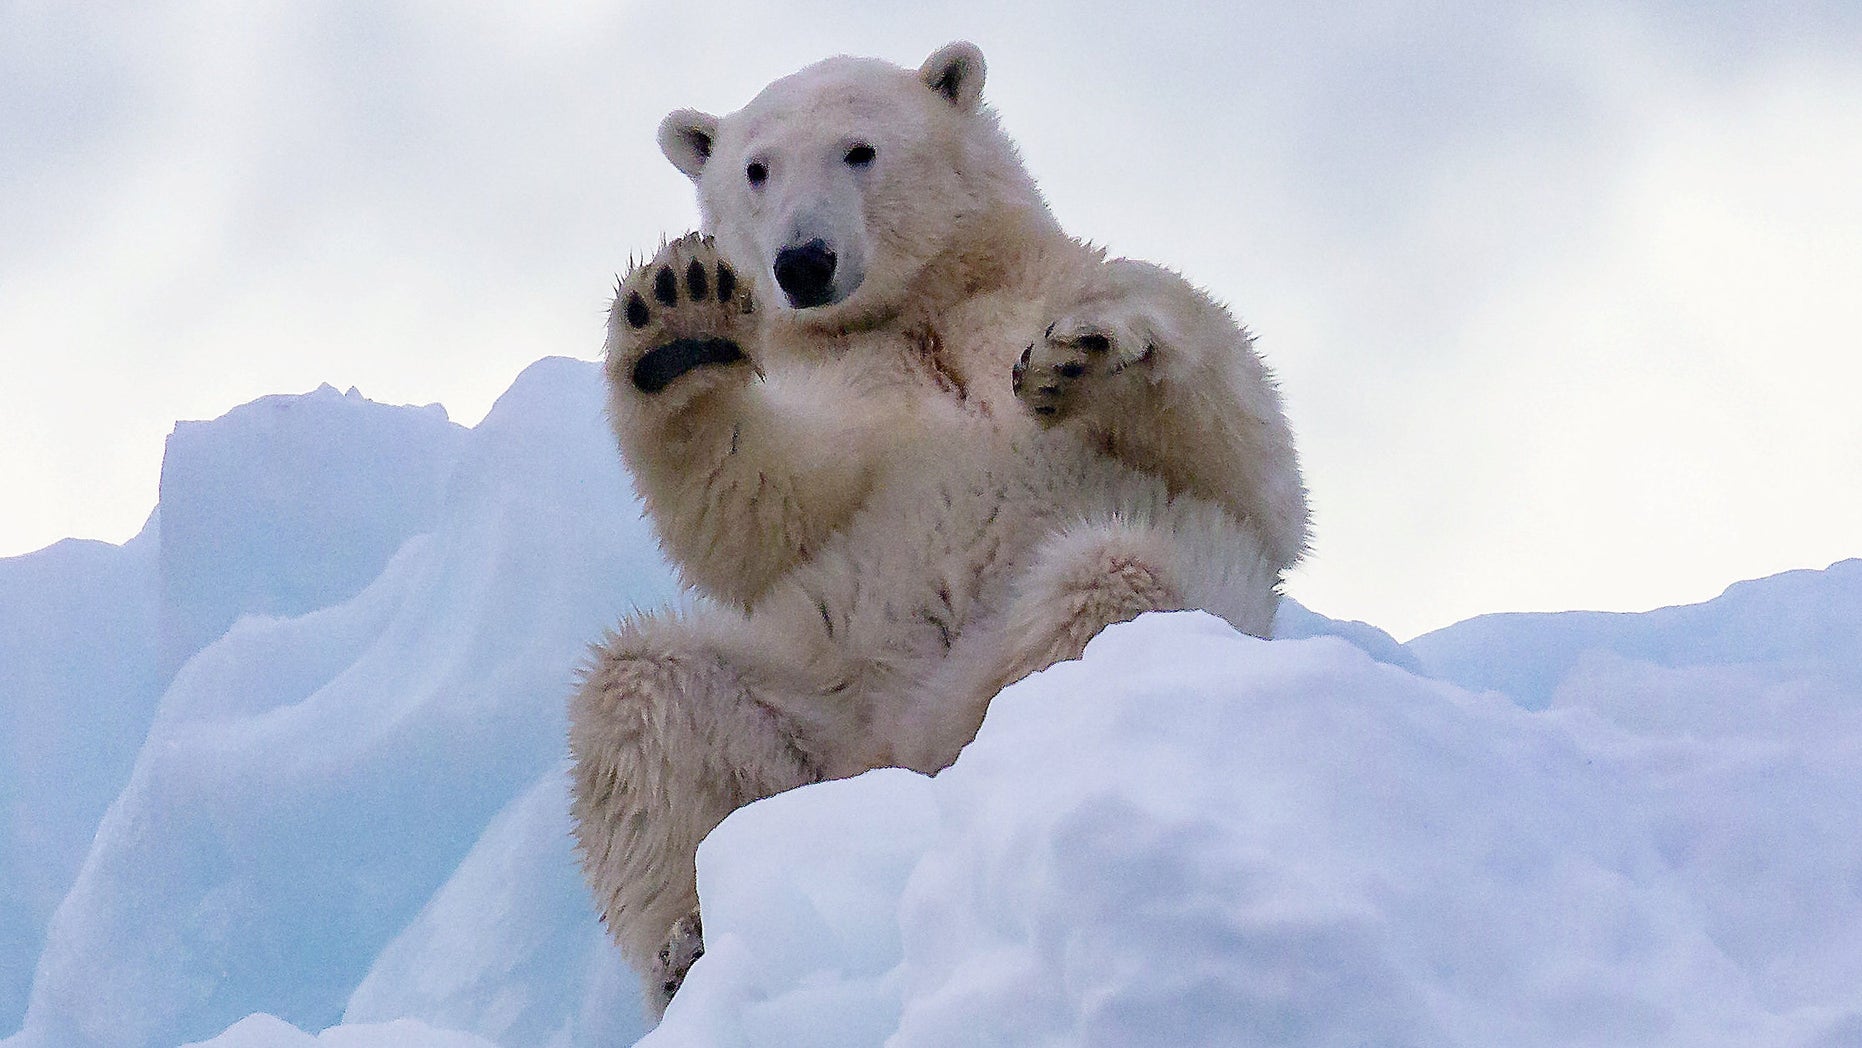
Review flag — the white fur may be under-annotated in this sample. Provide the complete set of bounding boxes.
[571,43,1309,1018]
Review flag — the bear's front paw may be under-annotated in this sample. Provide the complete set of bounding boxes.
[609,233,756,398]
[650,907,705,1013]
[1012,315,1154,425]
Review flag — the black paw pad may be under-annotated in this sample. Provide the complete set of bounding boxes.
[716,264,736,302]
[625,292,649,329]
[632,337,748,394]
[654,265,678,306]
[1056,361,1086,379]
[1077,333,1111,353]
[686,259,709,300]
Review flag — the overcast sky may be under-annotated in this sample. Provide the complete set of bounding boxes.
[4,1,1858,639]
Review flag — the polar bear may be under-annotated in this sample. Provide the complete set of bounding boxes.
[569,42,1308,1015]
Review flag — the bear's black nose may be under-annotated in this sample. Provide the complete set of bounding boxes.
[774,239,837,309]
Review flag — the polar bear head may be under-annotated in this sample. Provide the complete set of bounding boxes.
[658,42,1044,324]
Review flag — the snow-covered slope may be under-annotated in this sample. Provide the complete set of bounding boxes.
[188,558,1862,1048]
[1409,558,1862,710]
[339,765,644,1046]
[1,385,466,1036]
[180,1015,501,1048]
[155,385,467,675]
[1270,596,1421,673]
[640,610,1862,1047]
[0,526,162,1029]
[3,359,672,1048]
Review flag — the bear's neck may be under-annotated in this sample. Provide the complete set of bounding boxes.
[895,200,1064,328]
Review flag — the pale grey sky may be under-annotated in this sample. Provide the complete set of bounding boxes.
[3,1,1858,638]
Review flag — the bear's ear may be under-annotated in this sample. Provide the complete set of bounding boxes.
[919,41,986,113]
[658,109,720,181]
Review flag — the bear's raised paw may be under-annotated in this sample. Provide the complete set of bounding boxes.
[1012,316,1155,425]
[610,234,756,397]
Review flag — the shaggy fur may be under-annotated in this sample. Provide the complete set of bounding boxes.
[569,41,1309,1017]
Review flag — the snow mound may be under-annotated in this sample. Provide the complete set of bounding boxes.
[643,611,1862,1048]
[156,384,465,674]
[0,525,162,1028]
[341,766,645,1046]
[179,1013,498,1048]
[4,358,670,1048]
[1271,596,1421,673]
[3,382,469,1035]
[1410,558,1862,709]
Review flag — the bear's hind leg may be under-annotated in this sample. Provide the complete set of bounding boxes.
[903,506,1280,773]
[1001,503,1282,660]
[902,518,1188,773]
[568,608,822,1017]
[994,518,1187,685]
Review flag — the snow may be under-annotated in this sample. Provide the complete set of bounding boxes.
[154,384,465,675]
[1409,558,1862,710]
[0,524,163,1028]
[340,766,646,1047]
[4,354,1860,1047]
[3,359,671,1048]
[178,1014,500,1048]
[645,611,1862,1047]
[2,383,466,1034]
[1270,596,1422,672]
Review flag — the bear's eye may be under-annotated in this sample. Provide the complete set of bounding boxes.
[746,161,768,187]
[844,144,876,168]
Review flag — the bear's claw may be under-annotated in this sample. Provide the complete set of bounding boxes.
[650,908,705,1013]
[1015,318,1151,424]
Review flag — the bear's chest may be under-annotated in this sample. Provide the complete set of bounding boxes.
[905,293,1051,420]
